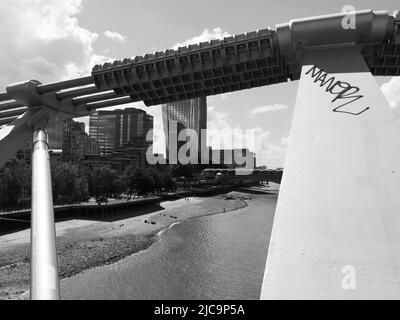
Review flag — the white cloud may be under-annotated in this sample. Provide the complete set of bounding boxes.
[381,77,400,115]
[220,93,232,100]
[207,105,288,167]
[104,30,127,42]
[0,0,113,87]
[172,27,231,49]
[256,134,289,169]
[250,104,288,115]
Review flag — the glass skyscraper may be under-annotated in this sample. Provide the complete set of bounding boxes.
[47,114,64,150]
[162,97,207,160]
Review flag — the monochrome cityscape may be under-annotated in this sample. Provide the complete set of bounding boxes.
[1,0,400,304]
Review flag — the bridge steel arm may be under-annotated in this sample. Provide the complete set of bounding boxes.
[0,109,47,168]
[30,127,60,300]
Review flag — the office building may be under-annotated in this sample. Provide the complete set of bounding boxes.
[89,111,117,155]
[62,119,99,163]
[89,108,154,163]
[47,114,64,150]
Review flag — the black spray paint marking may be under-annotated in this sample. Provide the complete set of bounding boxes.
[306,66,370,116]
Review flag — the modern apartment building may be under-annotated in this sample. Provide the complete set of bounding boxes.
[89,108,154,165]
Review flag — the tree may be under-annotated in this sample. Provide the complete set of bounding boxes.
[171,164,194,179]
[51,163,89,203]
[113,175,128,197]
[78,163,95,197]
[161,171,176,191]
[137,173,155,195]
[124,165,139,195]
[0,158,30,209]
[124,166,155,195]
[90,165,118,198]
[148,168,162,192]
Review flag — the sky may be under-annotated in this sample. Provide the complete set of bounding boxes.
[0,0,399,168]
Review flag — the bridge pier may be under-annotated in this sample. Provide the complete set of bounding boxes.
[261,46,400,299]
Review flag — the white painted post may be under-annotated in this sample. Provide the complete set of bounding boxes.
[261,46,400,299]
[30,128,60,300]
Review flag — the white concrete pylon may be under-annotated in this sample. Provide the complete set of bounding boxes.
[261,46,400,299]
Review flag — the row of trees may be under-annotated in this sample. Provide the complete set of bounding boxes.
[51,163,181,204]
[0,159,195,209]
[0,159,31,209]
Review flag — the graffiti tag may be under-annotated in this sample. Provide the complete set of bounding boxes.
[306,65,370,116]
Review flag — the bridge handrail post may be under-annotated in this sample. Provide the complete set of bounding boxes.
[30,122,60,300]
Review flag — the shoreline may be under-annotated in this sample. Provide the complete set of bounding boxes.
[0,191,254,300]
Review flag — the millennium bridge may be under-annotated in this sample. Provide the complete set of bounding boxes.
[1,9,400,299]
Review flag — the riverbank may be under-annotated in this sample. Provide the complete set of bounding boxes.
[0,192,251,300]
[0,183,254,235]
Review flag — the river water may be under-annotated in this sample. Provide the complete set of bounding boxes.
[60,192,277,300]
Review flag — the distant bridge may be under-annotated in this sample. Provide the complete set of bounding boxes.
[201,168,283,184]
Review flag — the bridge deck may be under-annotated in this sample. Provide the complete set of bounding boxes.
[0,10,399,121]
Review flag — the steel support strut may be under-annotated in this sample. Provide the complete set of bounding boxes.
[30,125,60,300]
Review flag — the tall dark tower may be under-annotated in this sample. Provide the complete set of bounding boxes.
[162,96,207,162]
[46,114,64,150]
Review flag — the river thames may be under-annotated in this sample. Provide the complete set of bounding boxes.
[60,191,277,299]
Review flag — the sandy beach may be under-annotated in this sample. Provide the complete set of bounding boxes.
[0,192,250,300]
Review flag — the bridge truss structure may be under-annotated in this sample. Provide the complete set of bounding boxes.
[1,9,400,299]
